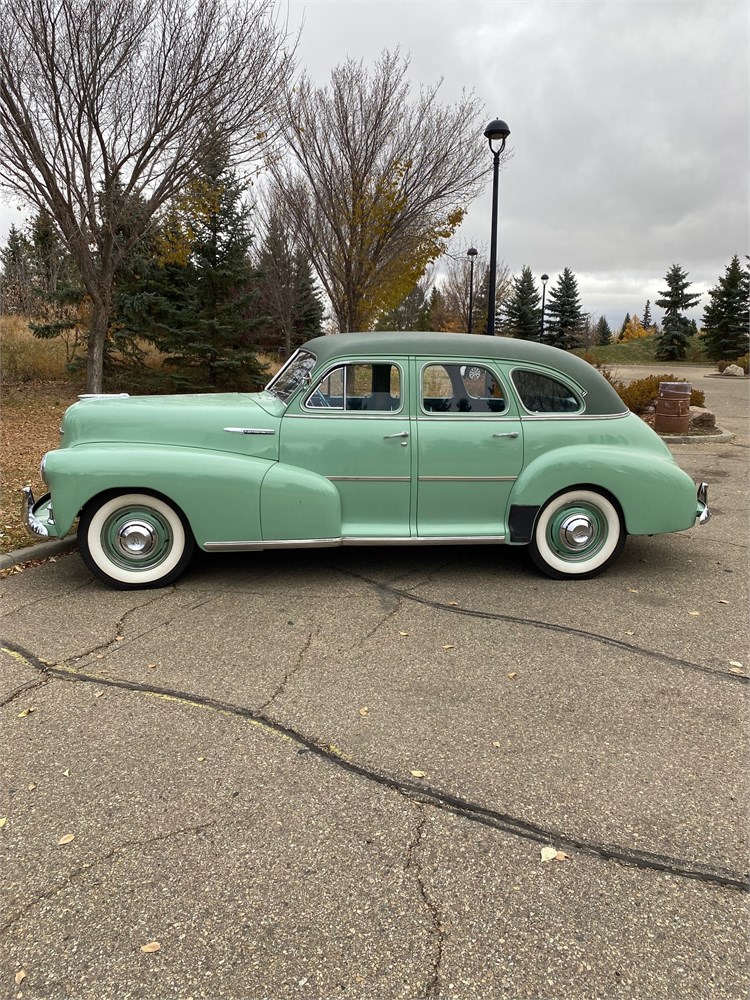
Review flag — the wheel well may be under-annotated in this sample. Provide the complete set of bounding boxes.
[540,484,625,525]
[79,488,193,535]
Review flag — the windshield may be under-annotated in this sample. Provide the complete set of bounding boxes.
[265,350,317,403]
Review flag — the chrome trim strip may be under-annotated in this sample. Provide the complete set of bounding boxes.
[285,413,404,421]
[21,486,50,539]
[418,476,517,482]
[327,476,411,482]
[77,392,130,399]
[204,534,506,551]
[223,427,276,435]
[519,412,629,421]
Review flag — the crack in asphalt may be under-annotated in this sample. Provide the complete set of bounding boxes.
[258,627,318,711]
[0,820,216,937]
[2,640,747,894]
[404,809,444,998]
[335,569,750,685]
[0,675,51,708]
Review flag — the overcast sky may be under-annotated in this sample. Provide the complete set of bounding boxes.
[283,0,748,326]
[0,0,746,328]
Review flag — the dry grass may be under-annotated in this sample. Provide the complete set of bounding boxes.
[0,315,73,382]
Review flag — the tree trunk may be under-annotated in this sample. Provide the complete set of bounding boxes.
[86,294,111,393]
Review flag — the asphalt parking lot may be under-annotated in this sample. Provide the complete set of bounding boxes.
[1,367,748,1000]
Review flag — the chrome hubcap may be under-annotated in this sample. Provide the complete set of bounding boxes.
[558,513,595,551]
[116,520,157,559]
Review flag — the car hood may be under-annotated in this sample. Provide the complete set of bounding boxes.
[59,392,281,460]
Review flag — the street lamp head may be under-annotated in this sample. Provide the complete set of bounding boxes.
[484,118,510,153]
[541,273,549,283]
[467,247,478,258]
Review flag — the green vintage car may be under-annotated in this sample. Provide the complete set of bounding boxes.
[24,332,709,589]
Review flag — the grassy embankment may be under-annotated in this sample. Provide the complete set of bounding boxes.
[576,334,709,366]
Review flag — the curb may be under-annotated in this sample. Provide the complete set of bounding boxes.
[0,536,78,571]
[659,429,736,445]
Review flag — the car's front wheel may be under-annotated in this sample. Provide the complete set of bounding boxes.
[529,488,625,579]
[78,491,194,589]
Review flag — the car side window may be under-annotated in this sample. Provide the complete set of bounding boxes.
[306,363,401,412]
[511,369,581,413]
[422,363,506,414]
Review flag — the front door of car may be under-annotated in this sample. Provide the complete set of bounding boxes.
[280,359,412,537]
[414,359,523,537]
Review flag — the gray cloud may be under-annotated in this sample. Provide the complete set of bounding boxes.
[2,0,746,326]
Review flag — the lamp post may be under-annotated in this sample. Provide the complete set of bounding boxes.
[467,247,478,333]
[484,118,510,335]
[539,273,549,342]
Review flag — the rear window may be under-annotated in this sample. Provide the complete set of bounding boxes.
[511,369,582,414]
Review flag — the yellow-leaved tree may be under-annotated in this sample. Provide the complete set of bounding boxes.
[620,315,651,341]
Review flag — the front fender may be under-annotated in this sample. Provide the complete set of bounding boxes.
[509,444,698,536]
[43,445,273,545]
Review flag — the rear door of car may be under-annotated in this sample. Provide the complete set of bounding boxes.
[414,357,523,537]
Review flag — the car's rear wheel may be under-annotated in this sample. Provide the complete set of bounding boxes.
[529,488,625,579]
[78,491,194,589]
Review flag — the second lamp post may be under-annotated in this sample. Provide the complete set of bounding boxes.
[484,118,510,335]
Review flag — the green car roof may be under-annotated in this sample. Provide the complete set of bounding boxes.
[301,331,628,416]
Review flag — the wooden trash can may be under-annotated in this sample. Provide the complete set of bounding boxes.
[654,382,691,434]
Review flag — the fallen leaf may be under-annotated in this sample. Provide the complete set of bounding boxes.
[358,707,369,717]
[540,846,557,863]
[492,741,501,748]
[197,756,206,762]
[95,654,104,659]
[115,635,124,641]
[625,630,635,636]
[28,783,37,791]
[555,851,571,862]
[729,667,745,675]
[398,631,409,637]
[147,663,157,669]
[441,644,456,650]
[94,691,104,698]
[688,611,700,617]
[57,833,75,845]
[410,770,426,778]
[507,672,517,680]
[140,941,161,953]
[0,817,7,828]
[62,769,70,777]
[447,601,459,606]
[718,599,730,604]
[627,588,639,594]
[729,660,743,668]
[14,970,26,986]
[17,707,35,718]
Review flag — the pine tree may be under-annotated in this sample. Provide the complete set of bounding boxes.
[655,264,700,361]
[701,255,750,362]
[544,267,583,350]
[502,265,541,340]
[642,300,652,329]
[594,315,612,346]
[619,312,631,338]
[375,280,431,331]
[0,225,34,313]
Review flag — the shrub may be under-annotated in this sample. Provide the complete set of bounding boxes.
[617,374,705,414]
[717,359,731,373]
[736,354,749,374]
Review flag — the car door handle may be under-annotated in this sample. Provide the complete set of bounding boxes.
[492,431,519,439]
[384,431,409,439]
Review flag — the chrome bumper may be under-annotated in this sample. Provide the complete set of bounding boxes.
[697,482,710,524]
[21,486,52,538]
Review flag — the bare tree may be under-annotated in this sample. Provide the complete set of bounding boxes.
[0,0,294,391]
[438,247,510,333]
[270,51,497,332]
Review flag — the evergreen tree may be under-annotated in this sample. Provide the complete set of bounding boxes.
[642,300,652,329]
[375,279,431,331]
[594,315,612,346]
[544,267,584,350]
[619,312,631,338]
[0,225,34,313]
[28,209,87,365]
[120,153,268,389]
[655,263,700,361]
[502,265,541,340]
[701,255,750,361]
[255,212,324,353]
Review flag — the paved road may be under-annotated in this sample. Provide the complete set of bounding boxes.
[1,369,748,999]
